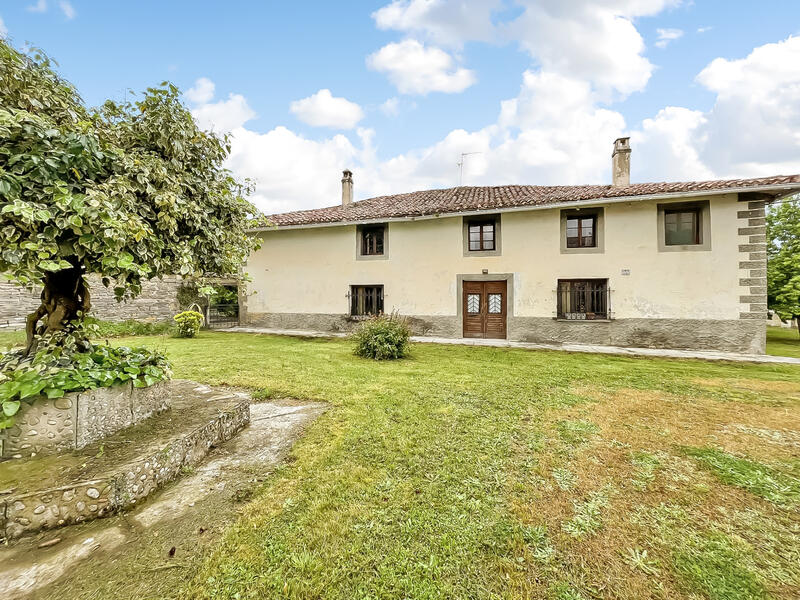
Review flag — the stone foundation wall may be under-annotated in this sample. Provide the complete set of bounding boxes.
[246,312,763,354]
[1,398,249,540]
[0,274,183,330]
[1,381,170,459]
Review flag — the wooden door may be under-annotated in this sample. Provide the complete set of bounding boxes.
[462,280,507,339]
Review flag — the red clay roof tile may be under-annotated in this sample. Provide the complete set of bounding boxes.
[265,175,800,227]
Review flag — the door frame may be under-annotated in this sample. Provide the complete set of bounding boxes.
[456,273,514,338]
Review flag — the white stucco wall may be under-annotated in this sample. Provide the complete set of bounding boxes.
[246,193,742,321]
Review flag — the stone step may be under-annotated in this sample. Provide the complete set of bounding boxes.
[0,380,250,541]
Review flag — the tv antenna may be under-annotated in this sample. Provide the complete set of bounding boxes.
[457,152,482,185]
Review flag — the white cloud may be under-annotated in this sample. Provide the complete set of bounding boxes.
[367,39,476,95]
[371,0,682,98]
[27,0,47,13]
[380,97,400,116]
[655,28,683,49]
[289,89,364,129]
[191,94,256,133]
[185,77,215,104]
[59,0,75,19]
[0,16,7,38]
[697,26,712,34]
[693,35,800,176]
[372,0,501,47]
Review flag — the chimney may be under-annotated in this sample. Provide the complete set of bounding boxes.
[341,169,353,206]
[612,137,631,187]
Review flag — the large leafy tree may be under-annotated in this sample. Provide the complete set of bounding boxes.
[0,41,262,355]
[766,195,800,336]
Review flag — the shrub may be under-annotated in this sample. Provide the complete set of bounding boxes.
[0,342,171,429]
[173,310,204,338]
[87,318,174,338]
[352,314,411,360]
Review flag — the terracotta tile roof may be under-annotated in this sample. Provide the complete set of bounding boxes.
[265,175,800,227]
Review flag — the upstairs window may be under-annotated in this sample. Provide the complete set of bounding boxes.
[556,279,609,320]
[361,226,385,256]
[664,208,701,245]
[566,215,597,248]
[350,285,384,316]
[468,220,496,251]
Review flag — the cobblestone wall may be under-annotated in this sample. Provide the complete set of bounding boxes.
[1,381,170,459]
[0,274,182,329]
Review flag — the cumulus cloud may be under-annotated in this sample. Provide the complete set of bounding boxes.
[379,97,400,116]
[372,0,501,47]
[655,28,683,48]
[185,77,215,104]
[191,95,256,133]
[289,89,364,129]
[367,39,476,94]
[27,0,47,13]
[694,35,800,176]
[59,0,75,19]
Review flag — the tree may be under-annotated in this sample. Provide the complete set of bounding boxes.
[766,194,800,337]
[0,41,262,355]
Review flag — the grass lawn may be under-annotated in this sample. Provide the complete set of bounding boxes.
[766,326,800,358]
[2,330,800,599]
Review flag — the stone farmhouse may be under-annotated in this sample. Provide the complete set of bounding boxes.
[244,139,800,354]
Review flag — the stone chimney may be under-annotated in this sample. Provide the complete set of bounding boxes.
[341,169,353,206]
[612,137,631,187]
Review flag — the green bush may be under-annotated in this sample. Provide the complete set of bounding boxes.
[0,342,171,429]
[174,310,204,338]
[352,314,411,360]
[87,318,174,338]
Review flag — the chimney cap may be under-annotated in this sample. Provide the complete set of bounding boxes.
[613,137,631,155]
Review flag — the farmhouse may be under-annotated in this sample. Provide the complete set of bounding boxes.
[244,139,800,353]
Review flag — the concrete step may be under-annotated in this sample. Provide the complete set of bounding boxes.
[0,380,250,541]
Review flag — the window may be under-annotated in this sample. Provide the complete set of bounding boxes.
[557,279,609,320]
[350,285,384,316]
[468,220,495,251]
[360,226,385,256]
[664,208,701,245]
[566,215,597,248]
[658,201,710,252]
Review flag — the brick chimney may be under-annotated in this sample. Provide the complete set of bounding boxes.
[612,137,631,187]
[341,169,353,206]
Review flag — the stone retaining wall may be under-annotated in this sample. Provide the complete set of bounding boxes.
[0,399,249,540]
[0,381,170,459]
[0,274,183,330]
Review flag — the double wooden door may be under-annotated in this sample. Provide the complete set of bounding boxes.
[462,280,507,339]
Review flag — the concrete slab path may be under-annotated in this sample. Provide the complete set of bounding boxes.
[222,326,800,365]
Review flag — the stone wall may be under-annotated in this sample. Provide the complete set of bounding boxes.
[1,381,170,459]
[1,398,249,540]
[0,274,183,330]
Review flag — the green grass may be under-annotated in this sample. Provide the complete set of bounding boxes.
[766,326,800,358]
[2,330,800,599]
[682,446,800,505]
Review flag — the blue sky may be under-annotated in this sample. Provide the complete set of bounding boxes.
[2,1,799,213]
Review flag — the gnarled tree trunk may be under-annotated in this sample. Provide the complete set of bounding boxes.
[24,264,91,356]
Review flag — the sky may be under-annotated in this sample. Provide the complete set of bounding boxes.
[2,0,800,214]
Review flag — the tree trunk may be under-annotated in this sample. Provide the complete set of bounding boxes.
[23,264,91,356]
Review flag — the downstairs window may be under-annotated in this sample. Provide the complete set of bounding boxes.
[556,279,609,320]
[350,285,384,316]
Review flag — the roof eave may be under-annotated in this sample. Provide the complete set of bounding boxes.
[248,182,800,232]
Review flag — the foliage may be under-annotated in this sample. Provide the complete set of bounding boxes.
[766,196,800,326]
[0,340,170,429]
[90,318,174,338]
[0,39,263,346]
[351,313,411,360]
[681,446,800,504]
[173,310,204,338]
